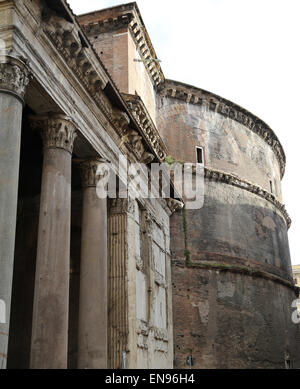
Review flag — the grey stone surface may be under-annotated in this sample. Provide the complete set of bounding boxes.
[30,147,73,369]
[78,183,108,369]
[0,93,23,369]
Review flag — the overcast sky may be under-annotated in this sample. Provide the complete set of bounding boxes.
[68,0,300,265]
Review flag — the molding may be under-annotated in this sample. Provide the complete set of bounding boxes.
[42,8,111,115]
[42,8,162,165]
[201,166,291,229]
[128,13,164,88]
[124,128,155,164]
[79,6,165,88]
[159,79,286,178]
[109,198,135,215]
[123,93,168,162]
[80,12,133,35]
[173,259,298,296]
[30,113,77,154]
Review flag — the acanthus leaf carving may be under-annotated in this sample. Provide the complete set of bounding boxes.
[79,159,109,188]
[0,57,30,100]
[30,114,77,154]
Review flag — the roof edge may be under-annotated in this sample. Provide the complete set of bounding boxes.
[160,79,286,178]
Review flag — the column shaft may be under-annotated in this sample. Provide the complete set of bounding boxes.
[30,115,76,369]
[0,57,29,369]
[78,160,108,369]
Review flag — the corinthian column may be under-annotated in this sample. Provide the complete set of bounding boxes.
[0,56,30,369]
[78,159,108,369]
[30,114,77,369]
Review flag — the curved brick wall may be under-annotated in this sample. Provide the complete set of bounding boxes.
[156,82,300,368]
[157,95,282,201]
[172,267,300,369]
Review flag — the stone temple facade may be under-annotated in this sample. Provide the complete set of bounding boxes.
[0,0,299,369]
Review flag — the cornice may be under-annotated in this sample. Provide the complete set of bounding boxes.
[42,8,112,116]
[128,11,164,88]
[41,7,160,165]
[79,5,165,88]
[122,93,168,161]
[201,166,291,229]
[159,80,286,178]
[172,258,298,295]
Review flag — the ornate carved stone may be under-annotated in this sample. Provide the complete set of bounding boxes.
[42,8,111,124]
[30,114,77,154]
[110,198,135,215]
[166,198,184,214]
[112,108,130,135]
[42,8,74,43]
[123,93,168,162]
[79,159,109,188]
[0,56,30,101]
[126,129,145,158]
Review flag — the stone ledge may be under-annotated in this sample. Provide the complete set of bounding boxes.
[201,166,291,229]
[123,93,168,161]
[172,257,298,296]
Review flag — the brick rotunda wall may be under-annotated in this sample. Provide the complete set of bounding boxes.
[156,80,300,368]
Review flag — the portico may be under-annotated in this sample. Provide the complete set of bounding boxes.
[0,0,176,369]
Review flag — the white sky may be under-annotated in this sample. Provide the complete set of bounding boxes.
[68,0,300,265]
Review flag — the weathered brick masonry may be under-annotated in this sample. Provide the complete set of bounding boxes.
[1,0,298,369]
[78,2,300,369]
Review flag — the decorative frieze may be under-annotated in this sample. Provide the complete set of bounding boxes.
[110,198,135,215]
[42,8,161,167]
[123,93,168,162]
[201,166,291,229]
[82,13,133,35]
[30,114,77,154]
[125,129,155,164]
[160,80,286,178]
[0,56,30,102]
[128,17,164,87]
[42,8,112,120]
[112,108,131,136]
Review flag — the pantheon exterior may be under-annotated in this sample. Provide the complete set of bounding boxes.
[0,0,299,369]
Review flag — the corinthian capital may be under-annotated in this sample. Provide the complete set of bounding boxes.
[30,113,77,153]
[79,159,109,188]
[0,56,30,101]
